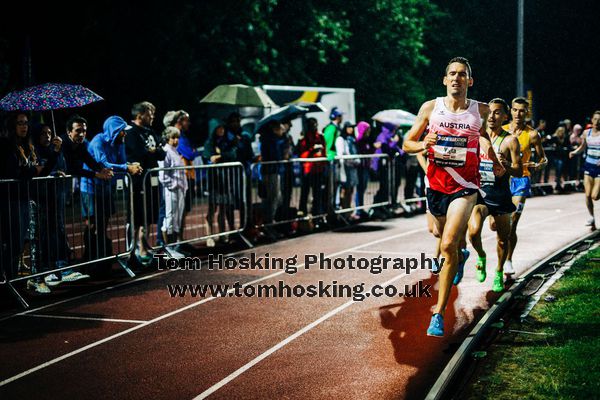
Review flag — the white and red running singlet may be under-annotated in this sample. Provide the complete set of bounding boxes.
[426,97,482,194]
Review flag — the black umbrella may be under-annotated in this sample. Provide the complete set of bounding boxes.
[255,104,310,132]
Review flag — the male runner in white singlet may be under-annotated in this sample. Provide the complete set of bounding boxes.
[403,57,505,337]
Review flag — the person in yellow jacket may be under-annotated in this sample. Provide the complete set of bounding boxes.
[502,97,547,276]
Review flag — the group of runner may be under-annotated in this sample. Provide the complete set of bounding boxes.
[403,57,600,337]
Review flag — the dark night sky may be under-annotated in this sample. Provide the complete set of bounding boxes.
[0,1,598,133]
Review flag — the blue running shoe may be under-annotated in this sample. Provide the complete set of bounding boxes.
[427,313,444,337]
[453,248,470,285]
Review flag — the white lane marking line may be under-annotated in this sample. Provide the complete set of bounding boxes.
[0,227,428,387]
[192,271,414,400]
[22,314,147,324]
[480,209,586,243]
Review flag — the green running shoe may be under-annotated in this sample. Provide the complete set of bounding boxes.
[475,256,487,282]
[492,271,504,292]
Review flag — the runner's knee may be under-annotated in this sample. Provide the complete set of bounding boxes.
[440,237,458,256]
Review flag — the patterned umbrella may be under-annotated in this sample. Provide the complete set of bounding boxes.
[0,83,104,111]
[0,83,103,111]
[0,83,104,136]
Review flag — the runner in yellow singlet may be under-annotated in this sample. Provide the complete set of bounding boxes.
[502,97,547,275]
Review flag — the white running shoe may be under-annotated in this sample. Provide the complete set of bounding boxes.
[585,217,595,226]
[44,274,62,287]
[166,248,186,259]
[504,260,515,275]
[61,271,91,282]
[27,279,51,294]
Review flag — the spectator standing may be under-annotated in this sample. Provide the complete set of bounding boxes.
[297,117,327,216]
[203,119,238,244]
[32,124,88,287]
[125,102,165,262]
[372,122,402,216]
[0,113,60,293]
[226,112,254,227]
[550,125,571,192]
[278,118,296,220]
[259,120,285,226]
[158,127,188,247]
[354,121,373,219]
[336,121,360,218]
[163,110,198,249]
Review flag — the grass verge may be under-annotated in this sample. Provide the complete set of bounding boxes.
[461,246,600,400]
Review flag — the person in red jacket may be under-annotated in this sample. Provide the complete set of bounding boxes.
[297,118,327,216]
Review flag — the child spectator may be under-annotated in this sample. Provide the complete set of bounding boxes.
[159,127,188,247]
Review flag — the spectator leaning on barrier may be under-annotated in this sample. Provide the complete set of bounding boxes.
[82,116,142,264]
[158,126,188,247]
[297,117,327,216]
[125,101,166,262]
[0,112,60,293]
[203,118,238,245]
[62,115,113,181]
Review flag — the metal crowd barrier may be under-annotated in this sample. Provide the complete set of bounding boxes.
[249,158,329,231]
[0,172,135,307]
[249,154,392,231]
[390,153,427,210]
[333,154,392,217]
[142,162,249,251]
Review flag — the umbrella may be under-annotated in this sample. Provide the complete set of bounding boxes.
[372,109,417,127]
[0,83,104,135]
[292,101,327,113]
[199,84,278,108]
[255,104,310,132]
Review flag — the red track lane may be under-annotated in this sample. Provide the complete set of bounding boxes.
[0,193,591,399]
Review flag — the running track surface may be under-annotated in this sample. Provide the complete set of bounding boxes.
[0,193,592,400]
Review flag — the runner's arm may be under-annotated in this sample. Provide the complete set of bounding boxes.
[527,130,548,171]
[505,136,523,177]
[569,134,587,158]
[403,101,435,154]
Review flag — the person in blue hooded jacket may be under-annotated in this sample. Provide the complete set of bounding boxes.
[81,116,143,262]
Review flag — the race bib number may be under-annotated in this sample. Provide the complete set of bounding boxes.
[433,135,468,167]
[587,148,600,158]
[480,159,495,185]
